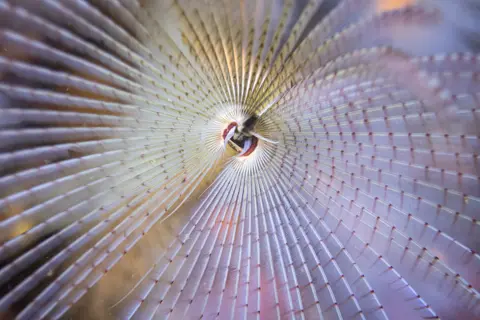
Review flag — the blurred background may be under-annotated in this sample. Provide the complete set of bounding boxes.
[0,0,479,319]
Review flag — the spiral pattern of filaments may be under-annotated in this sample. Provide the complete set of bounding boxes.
[0,0,479,319]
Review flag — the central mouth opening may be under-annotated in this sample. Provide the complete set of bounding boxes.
[222,116,259,157]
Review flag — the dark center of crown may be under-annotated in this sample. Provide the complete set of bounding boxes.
[222,115,259,156]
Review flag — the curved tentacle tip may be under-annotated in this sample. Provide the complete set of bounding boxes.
[250,131,279,145]
[223,125,237,150]
[237,138,252,157]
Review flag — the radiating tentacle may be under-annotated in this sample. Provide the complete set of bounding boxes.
[0,0,479,319]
